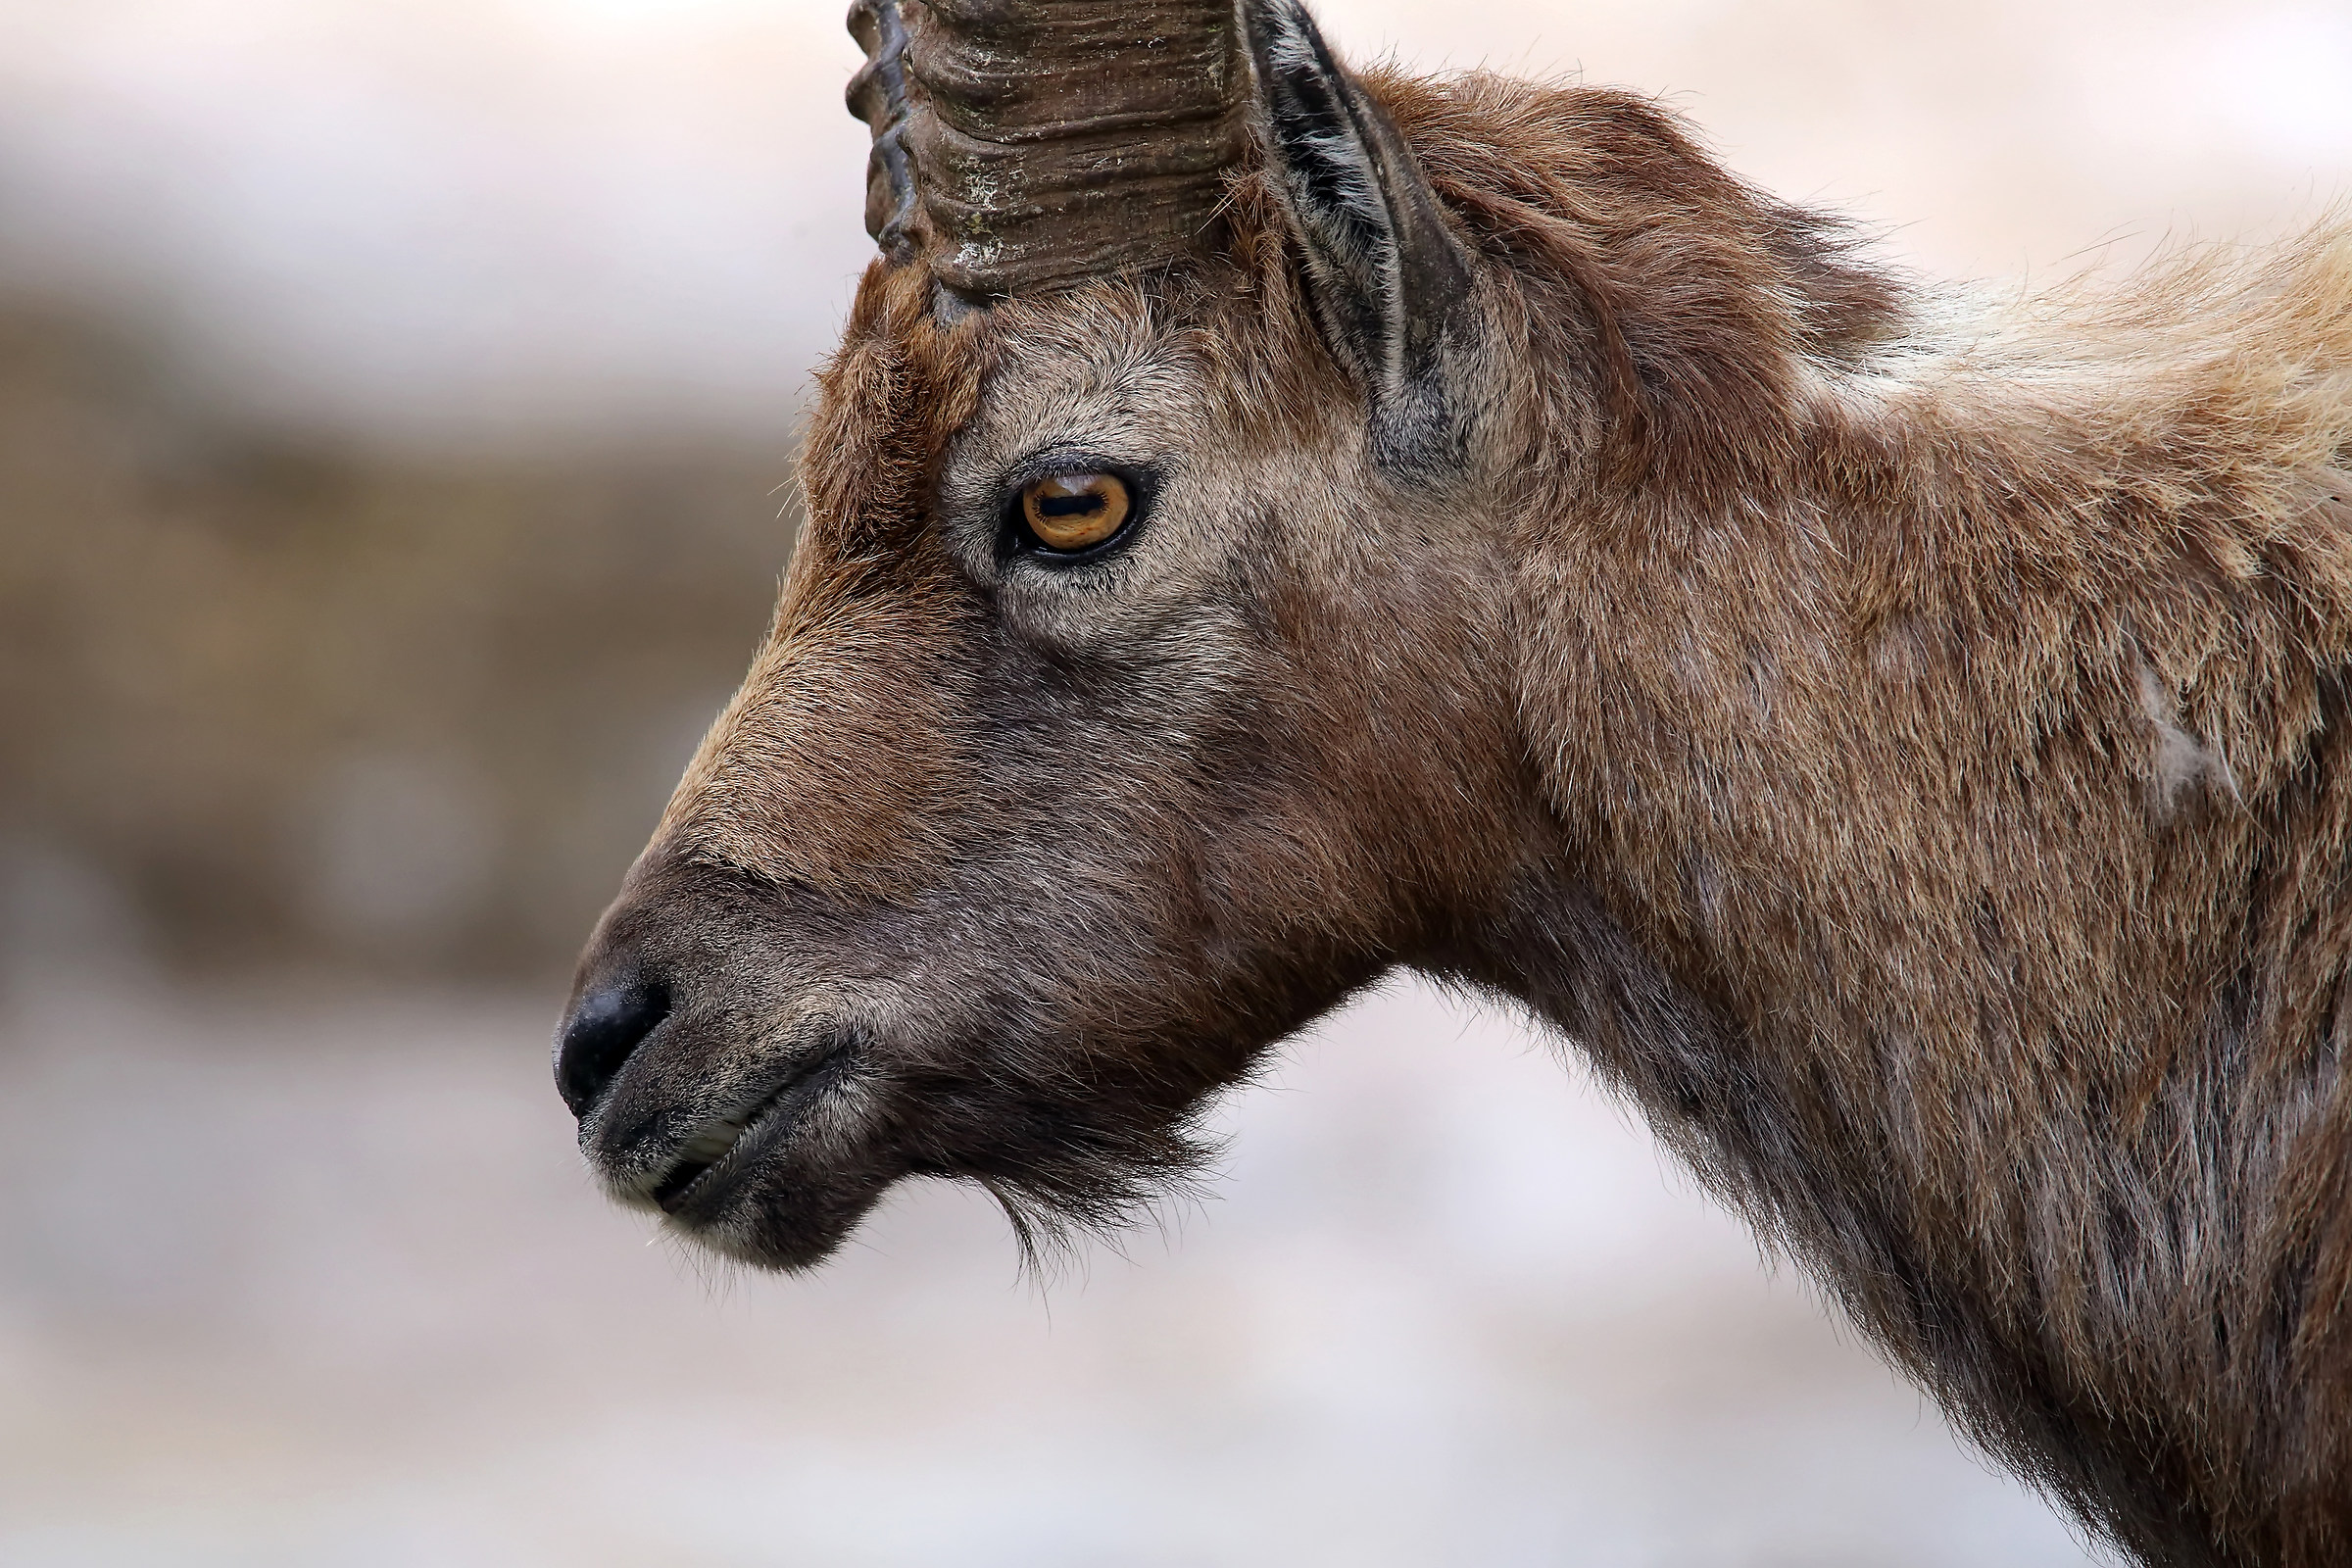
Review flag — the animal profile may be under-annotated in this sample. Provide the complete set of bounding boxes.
[556,2,2352,1562]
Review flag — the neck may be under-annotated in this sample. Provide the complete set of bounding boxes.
[1435,224,2352,1567]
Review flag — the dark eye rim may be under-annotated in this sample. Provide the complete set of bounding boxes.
[998,455,1156,566]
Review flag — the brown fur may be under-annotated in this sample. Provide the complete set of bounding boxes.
[565,65,2352,1568]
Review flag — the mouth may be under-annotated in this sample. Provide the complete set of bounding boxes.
[639,1041,853,1217]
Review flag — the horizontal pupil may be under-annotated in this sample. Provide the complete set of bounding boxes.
[1036,493,1104,517]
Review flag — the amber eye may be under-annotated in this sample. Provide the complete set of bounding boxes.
[1020,471,1132,554]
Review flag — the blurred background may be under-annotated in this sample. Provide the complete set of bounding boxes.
[1,0,2344,1562]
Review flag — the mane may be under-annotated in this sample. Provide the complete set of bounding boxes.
[1367,69,2352,505]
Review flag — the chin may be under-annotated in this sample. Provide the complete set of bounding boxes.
[663,1166,897,1273]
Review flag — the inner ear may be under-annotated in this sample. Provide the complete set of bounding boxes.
[1241,0,1478,473]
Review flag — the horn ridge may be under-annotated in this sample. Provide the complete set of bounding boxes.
[846,0,921,259]
[849,0,1245,299]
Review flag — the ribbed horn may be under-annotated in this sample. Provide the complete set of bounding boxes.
[847,0,1245,300]
[846,0,921,261]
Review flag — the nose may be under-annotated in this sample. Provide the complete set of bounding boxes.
[555,976,671,1116]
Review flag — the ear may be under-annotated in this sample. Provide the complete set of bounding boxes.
[1240,0,1479,473]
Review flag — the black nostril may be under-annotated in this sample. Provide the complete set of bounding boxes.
[555,979,671,1117]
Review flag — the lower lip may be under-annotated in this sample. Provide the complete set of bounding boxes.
[650,1047,846,1217]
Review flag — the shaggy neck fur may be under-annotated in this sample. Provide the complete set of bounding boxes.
[1379,71,2352,1568]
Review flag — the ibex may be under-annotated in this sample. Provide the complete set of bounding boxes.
[554,1,2352,1560]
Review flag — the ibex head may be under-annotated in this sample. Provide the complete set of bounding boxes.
[552,0,1860,1267]
[540,6,2352,1557]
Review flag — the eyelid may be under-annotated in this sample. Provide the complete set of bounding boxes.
[1006,447,1132,490]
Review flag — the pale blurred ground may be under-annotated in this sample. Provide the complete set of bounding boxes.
[1,0,2347,1562]
[0,975,2100,1568]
